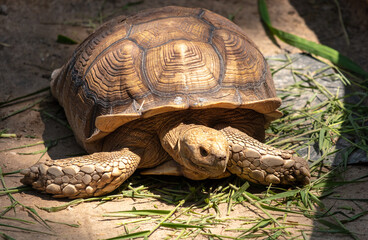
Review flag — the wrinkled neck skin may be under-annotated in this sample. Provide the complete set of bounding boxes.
[158,118,229,180]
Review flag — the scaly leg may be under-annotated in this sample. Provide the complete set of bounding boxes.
[218,126,310,185]
[21,148,140,198]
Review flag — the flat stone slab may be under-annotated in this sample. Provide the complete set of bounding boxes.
[267,53,367,166]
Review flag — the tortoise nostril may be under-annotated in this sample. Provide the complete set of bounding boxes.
[217,155,227,161]
[199,146,209,157]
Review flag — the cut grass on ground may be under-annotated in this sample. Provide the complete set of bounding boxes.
[1,55,367,239]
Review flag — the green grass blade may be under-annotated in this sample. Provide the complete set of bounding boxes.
[0,223,53,235]
[24,206,51,229]
[258,0,368,79]
[0,231,16,240]
[259,204,301,214]
[341,211,368,224]
[147,200,185,237]
[0,87,49,107]
[238,218,271,237]
[231,181,250,200]
[0,133,16,138]
[0,216,35,224]
[265,230,283,240]
[160,222,204,229]
[38,196,107,212]
[1,99,43,121]
[257,189,300,203]
[104,230,150,240]
[106,209,171,216]
[45,219,80,228]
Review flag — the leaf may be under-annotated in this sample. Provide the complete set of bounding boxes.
[258,0,368,79]
[56,34,78,44]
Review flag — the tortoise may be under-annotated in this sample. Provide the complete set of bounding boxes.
[21,6,310,199]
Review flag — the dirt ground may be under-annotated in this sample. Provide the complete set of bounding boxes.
[1,0,367,239]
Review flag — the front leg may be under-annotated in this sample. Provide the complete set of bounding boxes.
[20,148,140,199]
[218,126,310,186]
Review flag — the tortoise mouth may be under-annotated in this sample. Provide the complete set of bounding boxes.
[181,155,227,180]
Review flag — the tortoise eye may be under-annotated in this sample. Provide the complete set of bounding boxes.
[199,147,209,157]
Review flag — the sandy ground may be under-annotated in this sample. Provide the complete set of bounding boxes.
[1,0,367,239]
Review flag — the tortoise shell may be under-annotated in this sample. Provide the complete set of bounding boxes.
[50,6,282,151]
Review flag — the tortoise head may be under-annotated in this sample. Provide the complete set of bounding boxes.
[178,126,229,179]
